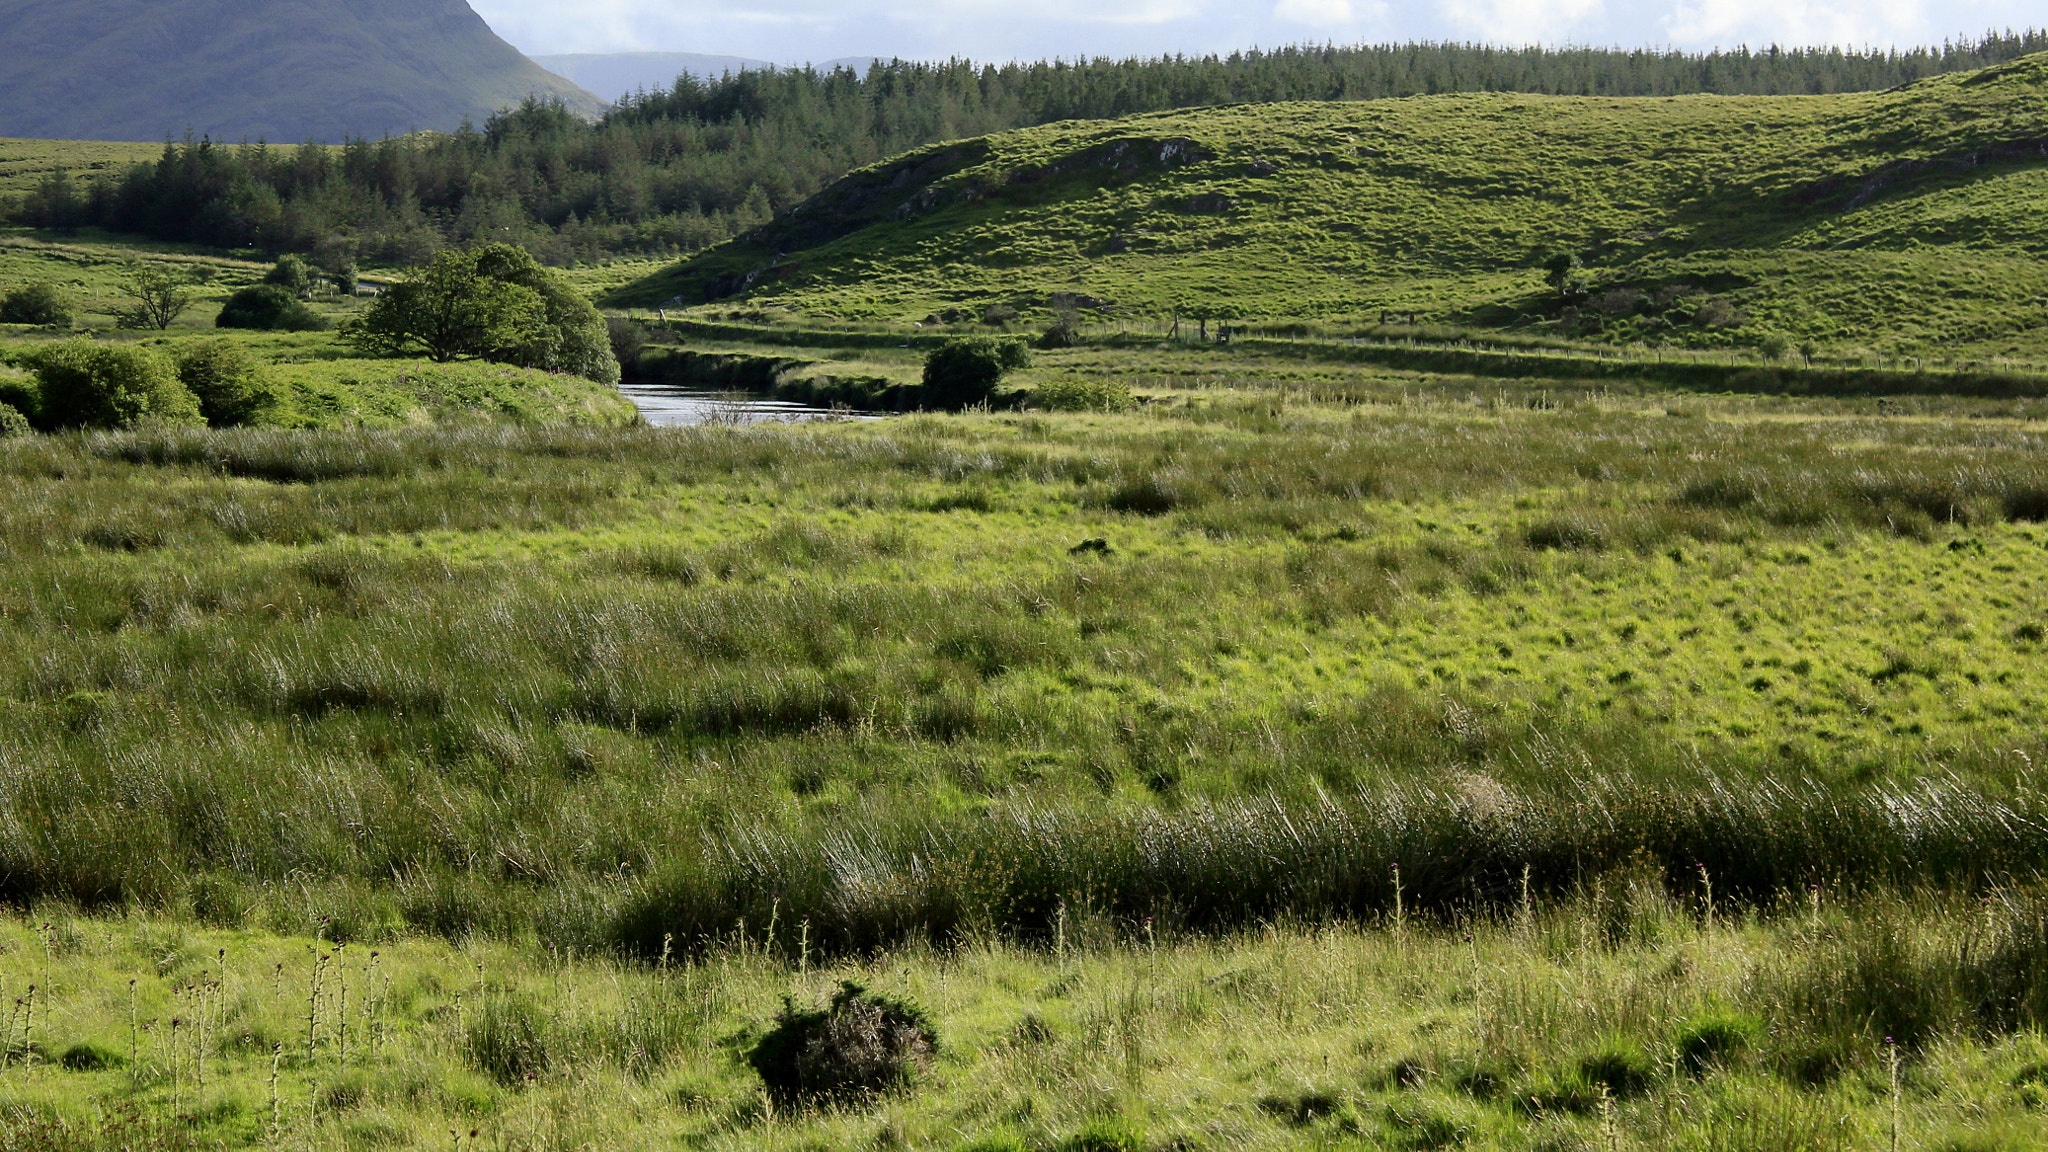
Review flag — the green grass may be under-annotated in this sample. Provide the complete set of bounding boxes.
[0,232,636,429]
[6,236,2048,1145]
[1,364,2047,926]
[0,139,163,199]
[613,52,2048,362]
[4,892,2048,1149]
[0,333,637,430]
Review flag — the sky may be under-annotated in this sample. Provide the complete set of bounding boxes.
[470,0,2043,66]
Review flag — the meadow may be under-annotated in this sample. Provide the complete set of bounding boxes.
[8,893,2048,1152]
[1,335,2047,1144]
[6,43,2048,1151]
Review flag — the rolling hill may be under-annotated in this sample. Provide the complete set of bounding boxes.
[614,53,2048,359]
[0,0,603,143]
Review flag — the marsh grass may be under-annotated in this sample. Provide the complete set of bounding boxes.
[1,896,2047,1149]
[1,383,2047,938]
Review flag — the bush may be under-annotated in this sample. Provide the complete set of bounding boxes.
[112,262,196,330]
[606,317,647,376]
[347,245,619,385]
[0,402,28,438]
[173,339,275,426]
[217,285,326,331]
[747,981,938,1105]
[0,282,74,327]
[1036,307,1082,349]
[921,337,1029,410]
[1029,377,1134,412]
[263,254,316,299]
[32,340,202,429]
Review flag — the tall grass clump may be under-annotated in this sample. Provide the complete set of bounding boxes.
[611,777,2048,959]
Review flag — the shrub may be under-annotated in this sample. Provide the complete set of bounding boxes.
[1036,307,1082,349]
[606,316,647,376]
[0,367,36,421]
[32,340,202,429]
[0,282,74,327]
[263,254,316,299]
[329,259,359,297]
[172,339,275,426]
[0,402,28,438]
[747,981,938,1105]
[112,262,196,330]
[921,337,1029,410]
[1029,377,1134,412]
[217,285,327,331]
[347,244,619,385]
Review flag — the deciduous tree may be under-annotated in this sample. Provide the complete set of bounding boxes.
[112,263,196,331]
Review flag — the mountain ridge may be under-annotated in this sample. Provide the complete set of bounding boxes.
[0,0,603,143]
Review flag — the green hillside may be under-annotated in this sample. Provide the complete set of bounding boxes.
[0,139,163,200]
[616,53,2048,359]
[0,0,601,144]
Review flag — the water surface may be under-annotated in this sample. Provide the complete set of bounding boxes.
[617,383,879,427]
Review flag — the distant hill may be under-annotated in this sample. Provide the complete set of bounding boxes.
[612,53,2048,359]
[532,54,895,103]
[0,0,604,143]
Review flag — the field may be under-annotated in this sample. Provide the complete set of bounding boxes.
[1,332,2048,1146]
[615,53,2048,363]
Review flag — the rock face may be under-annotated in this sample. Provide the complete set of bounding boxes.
[0,0,602,143]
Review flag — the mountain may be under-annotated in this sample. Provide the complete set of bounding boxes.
[612,53,2048,359]
[0,0,604,143]
[530,53,775,102]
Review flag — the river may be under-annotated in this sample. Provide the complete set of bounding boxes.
[615,382,881,427]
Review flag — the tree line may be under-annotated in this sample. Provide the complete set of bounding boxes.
[9,31,2045,266]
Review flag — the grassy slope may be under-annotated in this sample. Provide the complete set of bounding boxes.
[0,0,602,143]
[0,139,164,199]
[615,54,2048,358]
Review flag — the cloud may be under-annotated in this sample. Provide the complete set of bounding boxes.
[470,0,2046,62]
[1273,0,1355,25]
[1439,0,1605,44]
[1663,0,1932,45]
[926,0,1205,22]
